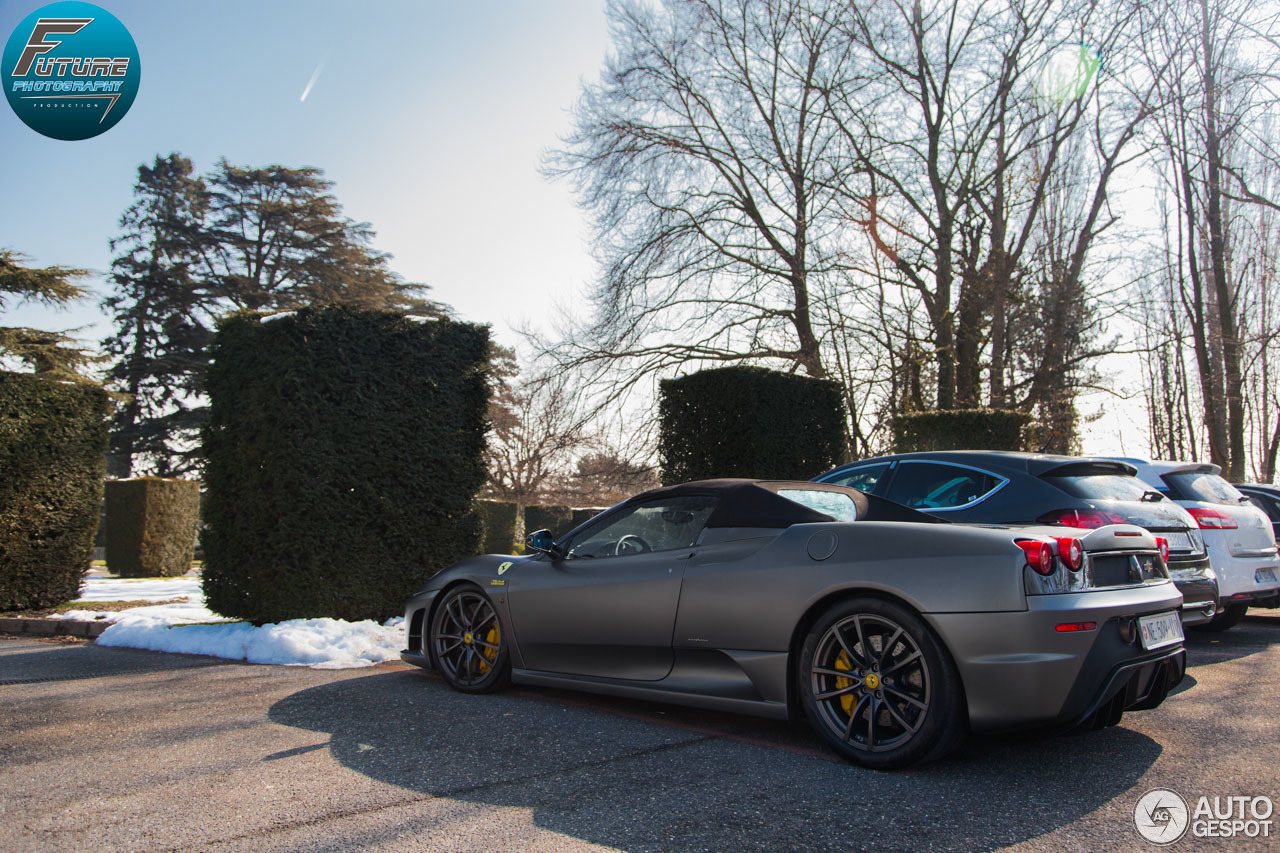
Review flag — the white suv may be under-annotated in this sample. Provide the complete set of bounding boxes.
[1117,459,1280,630]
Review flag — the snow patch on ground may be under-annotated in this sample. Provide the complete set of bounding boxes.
[97,614,405,668]
[58,575,405,669]
[75,575,204,602]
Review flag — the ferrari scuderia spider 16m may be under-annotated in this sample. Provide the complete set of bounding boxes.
[402,479,1187,769]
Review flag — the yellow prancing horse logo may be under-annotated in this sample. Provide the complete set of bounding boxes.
[498,561,512,575]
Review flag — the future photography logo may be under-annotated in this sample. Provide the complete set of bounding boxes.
[1135,787,1275,845]
[3,1,140,140]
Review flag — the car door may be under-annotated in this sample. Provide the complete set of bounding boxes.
[505,495,718,681]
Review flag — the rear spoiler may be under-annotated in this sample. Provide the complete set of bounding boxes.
[1111,456,1221,477]
[1156,462,1221,476]
[1032,459,1137,478]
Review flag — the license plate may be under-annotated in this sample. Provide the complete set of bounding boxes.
[1140,611,1185,650]
[1257,568,1278,585]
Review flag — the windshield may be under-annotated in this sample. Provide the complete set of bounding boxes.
[1045,473,1159,502]
[563,495,718,559]
[1164,471,1245,505]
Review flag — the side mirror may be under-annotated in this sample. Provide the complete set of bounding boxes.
[525,529,562,558]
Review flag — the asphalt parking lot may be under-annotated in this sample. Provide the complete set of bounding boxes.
[2,614,1278,853]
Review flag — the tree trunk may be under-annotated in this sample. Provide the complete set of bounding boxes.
[790,268,826,378]
[1201,0,1245,480]
[1180,157,1229,470]
[953,257,985,409]
[932,214,956,410]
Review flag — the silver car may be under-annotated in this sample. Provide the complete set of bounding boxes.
[1118,459,1280,630]
[402,480,1187,770]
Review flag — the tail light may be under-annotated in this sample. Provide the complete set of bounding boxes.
[1017,539,1055,575]
[1154,536,1170,562]
[1037,508,1129,529]
[1055,537,1084,571]
[1186,507,1238,529]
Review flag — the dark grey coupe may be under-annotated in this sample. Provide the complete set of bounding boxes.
[402,479,1187,769]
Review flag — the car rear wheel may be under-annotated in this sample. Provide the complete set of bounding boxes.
[798,597,966,770]
[429,585,511,693]
[1199,601,1248,632]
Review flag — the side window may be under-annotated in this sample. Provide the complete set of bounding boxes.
[1246,493,1280,522]
[778,489,859,521]
[562,496,718,559]
[822,463,890,494]
[885,462,1002,510]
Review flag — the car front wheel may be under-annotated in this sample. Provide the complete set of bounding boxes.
[428,585,511,693]
[798,597,966,770]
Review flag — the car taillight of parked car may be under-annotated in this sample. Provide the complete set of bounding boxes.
[1055,537,1084,571]
[1036,508,1129,529]
[1017,539,1055,575]
[1154,536,1171,563]
[1185,506,1238,529]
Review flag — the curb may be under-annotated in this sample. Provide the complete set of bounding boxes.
[0,617,111,639]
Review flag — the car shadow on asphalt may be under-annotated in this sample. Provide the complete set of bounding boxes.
[268,669,1164,853]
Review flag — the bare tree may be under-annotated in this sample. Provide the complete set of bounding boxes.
[547,0,1257,462]
[484,352,596,519]
[1140,0,1280,479]
[560,450,660,506]
[547,0,863,385]
[828,0,1154,420]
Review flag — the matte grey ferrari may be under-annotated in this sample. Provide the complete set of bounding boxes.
[401,479,1187,769]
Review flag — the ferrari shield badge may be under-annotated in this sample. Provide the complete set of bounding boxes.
[498,561,513,575]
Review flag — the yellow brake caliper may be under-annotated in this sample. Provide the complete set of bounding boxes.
[476,625,500,674]
[835,650,854,714]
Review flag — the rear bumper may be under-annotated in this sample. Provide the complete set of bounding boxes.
[1204,546,1280,600]
[1169,554,1218,625]
[1221,589,1280,609]
[1172,576,1218,625]
[927,582,1187,732]
[1059,641,1185,731]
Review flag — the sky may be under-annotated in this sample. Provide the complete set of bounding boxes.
[0,0,610,344]
[0,0,1152,457]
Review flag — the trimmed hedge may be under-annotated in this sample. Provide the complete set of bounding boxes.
[104,478,199,577]
[478,499,518,554]
[0,372,110,611]
[524,504,573,539]
[200,307,490,623]
[658,366,846,484]
[891,408,1030,452]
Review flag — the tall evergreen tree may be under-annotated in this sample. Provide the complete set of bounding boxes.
[102,154,443,475]
[0,249,95,381]
[199,159,440,315]
[101,153,209,477]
